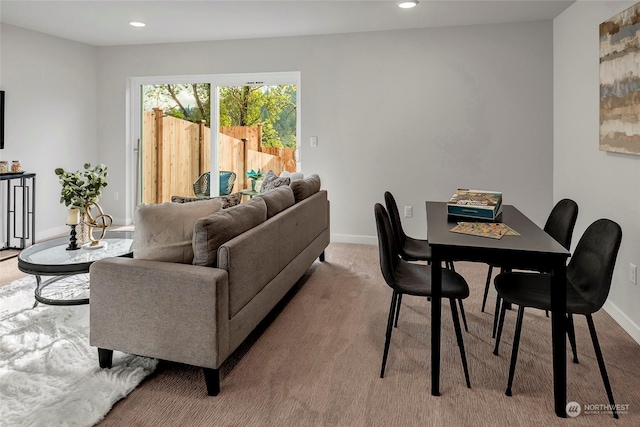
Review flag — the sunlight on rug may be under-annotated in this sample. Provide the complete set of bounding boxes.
[0,276,157,427]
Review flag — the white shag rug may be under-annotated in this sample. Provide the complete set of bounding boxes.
[0,276,157,427]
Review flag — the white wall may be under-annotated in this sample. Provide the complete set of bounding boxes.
[97,21,555,243]
[554,0,640,342]
[0,21,555,249]
[0,24,98,242]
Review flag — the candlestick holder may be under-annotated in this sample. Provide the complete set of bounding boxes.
[66,224,79,251]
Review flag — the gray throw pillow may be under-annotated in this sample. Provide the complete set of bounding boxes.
[260,170,290,193]
[134,199,223,264]
[289,174,321,202]
[171,192,242,209]
[192,197,267,267]
[257,186,295,219]
[280,171,304,181]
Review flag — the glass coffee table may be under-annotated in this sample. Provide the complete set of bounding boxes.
[18,230,134,307]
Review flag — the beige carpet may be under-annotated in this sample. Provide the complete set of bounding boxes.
[78,242,637,426]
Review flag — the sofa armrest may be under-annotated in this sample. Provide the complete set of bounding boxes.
[89,257,230,369]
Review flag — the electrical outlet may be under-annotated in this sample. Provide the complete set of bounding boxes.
[630,263,637,285]
[404,206,412,218]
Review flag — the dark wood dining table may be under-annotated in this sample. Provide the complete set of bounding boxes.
[426,201,571,417]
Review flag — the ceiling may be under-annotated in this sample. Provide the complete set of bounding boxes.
[0,1,575,47]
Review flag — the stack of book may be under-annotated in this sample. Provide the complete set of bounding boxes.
[447,189,503,221]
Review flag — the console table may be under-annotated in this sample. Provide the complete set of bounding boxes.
[0,172,36,250]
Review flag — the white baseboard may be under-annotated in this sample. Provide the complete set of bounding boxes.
[603,300,640,345]
[330,233,377,246]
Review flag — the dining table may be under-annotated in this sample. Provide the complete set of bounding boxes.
[425,201,571,417]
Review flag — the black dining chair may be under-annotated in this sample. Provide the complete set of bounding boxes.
[488,199,578,338]
[374,203,471,388]
[493,219,622,418]
[384,191,467,331]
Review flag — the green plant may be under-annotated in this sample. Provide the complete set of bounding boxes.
[245,169,264,181]
[55,163,108,212]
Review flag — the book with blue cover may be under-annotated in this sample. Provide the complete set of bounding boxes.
[447,189,503,221]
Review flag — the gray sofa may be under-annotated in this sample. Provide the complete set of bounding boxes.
[89,177,330,395]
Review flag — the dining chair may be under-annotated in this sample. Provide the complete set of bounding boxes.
[488,199,578,338]
[493,218,622,418]
[374,203,471,388]
[384,191,467,331]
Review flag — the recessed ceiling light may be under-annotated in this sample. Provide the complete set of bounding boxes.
[398,1,419,8]
[129,21,146,28]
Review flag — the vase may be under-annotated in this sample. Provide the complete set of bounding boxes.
[250,179,257,192]
[77,212,91,246]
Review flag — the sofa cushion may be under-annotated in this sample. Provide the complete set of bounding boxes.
[259,170,290,193]
[280,171,304,181]
[289,174,321,202]
[257,186,295,219]
[171,192,242,209]
[134,199,223,264]
[192,197,267,267]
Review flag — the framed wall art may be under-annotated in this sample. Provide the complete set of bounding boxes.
[599,2,640,155]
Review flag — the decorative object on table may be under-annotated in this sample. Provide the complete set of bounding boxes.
[0,160,7,173]
[600,2,640,155]
[66,207,81,250]
[55,163,108,245]
[82,201,113,249]
[447,188,503,221]
[10,160,21,172]
[450,222,519,240]
[245,168,264,192]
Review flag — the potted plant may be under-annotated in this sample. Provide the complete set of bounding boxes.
[245,169,264,192]
[55,163,109,211]
[55,163,108,244]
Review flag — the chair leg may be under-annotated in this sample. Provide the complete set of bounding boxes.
[481,265,493,312]
[381,291,399,378]
[492,294,502,338]
[493,299,508,356]
[566,313,579,364]
[393,294,403,328]
[458,299,469,332]
[586,314,618,419]
[450,298,471,388]
[505,306,525,397]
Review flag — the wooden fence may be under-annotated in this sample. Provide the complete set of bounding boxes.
[141,110,296,204]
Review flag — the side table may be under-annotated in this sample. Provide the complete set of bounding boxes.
[240,189,259,200]
[0,172,36,250]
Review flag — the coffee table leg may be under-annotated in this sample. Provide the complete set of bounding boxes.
[32,275,42,308]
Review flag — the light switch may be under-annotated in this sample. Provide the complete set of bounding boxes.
[310,136,318,147]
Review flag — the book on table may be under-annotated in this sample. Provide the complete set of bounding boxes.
[447,189,503,221]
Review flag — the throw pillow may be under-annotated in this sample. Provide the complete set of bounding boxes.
[260,170,290,193]
[257,186,295,219]
[134,199,223,264]
[192,197,267,267]
[280,171,304,181]
[171,192,242,209]
[289,174,321,202]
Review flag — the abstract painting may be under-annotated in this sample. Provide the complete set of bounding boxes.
[600,2,640,155]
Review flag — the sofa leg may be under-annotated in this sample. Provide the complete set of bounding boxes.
[203,368,220,396]
[98,348,113,369]
[319,251,326,262]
